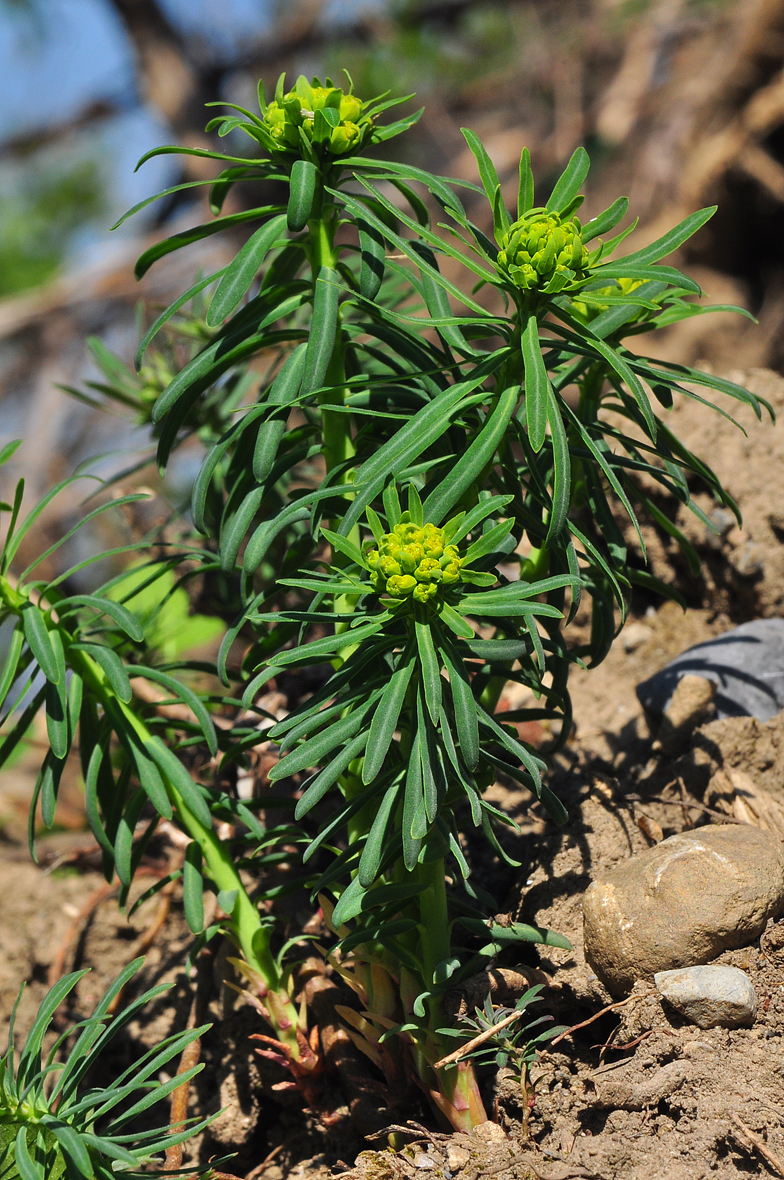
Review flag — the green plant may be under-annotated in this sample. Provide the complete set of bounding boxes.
[0,958,216,1178]
[0,70,771,1145]
[436,986,566,1132]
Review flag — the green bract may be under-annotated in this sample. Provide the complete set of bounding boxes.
[0,75,772,1151]
[366,516,463,601]
[263,76,372,156]
[496,209,591,292]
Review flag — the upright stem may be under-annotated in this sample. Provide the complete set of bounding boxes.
[415,859,488,1130]
[417,858,451,994]
[55,632,302,1057]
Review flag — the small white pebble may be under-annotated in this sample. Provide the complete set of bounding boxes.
[446,1145,470,1170]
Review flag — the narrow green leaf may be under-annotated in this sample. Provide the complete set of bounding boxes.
[1,477,24,571]
[55,594,144,642]
[460,128,502,207]
[271,699,377,781]
[344,157,465,216]
[134,205,282,279]
[131,666,218,757]
[44,631,68,759]
[594,261,700,294]
[294,731,369,819]
[266,618,388,666]
[287,159,318,231]
[40,1117,93,1175]
[70,642,132,704]
[546,146,590,213]
[39,752,65,829]
[21,604,59,683]
[415,614,442,723]
[118,729,172,819]
[335,184,493,308]
[440,638,479,770]
[402,745,424,870]
[462,519,514,564]
[362,647,415,783]
[581,196,629,244]
[321,527,366,569]
[545,383,571,543]
[220,486,265,573]
[343,354,507,541]
[522,315,549,452]
[0,438,22,470]
[302,266,340,395]
[423,384,519,523]
[146,736,211,827]
[357,217,386,300]
[0,621,24,712]
[408,241,471,353]
[83,742,116,863]
[206,213,288,327]
[15,1128,45,1180]
[253,343,308,481]
[152,291,306,426]
[333,877,426,926]
[135,269,226,369]
[243,500,313,574]
[183,842,205,934]
[492,184,511,243]
[613,206,716,268]
[518,147,534,216]
[437,599,475,639]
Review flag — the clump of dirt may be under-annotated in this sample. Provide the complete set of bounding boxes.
[501,716,784,1180]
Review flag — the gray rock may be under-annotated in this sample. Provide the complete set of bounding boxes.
[636,618,784,721]
[582,825,784,995]
[654,965,758,1028]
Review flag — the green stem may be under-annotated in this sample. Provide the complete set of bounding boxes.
[415,859,488,1130]
[68,640,302,1054]
[417,858,451,994]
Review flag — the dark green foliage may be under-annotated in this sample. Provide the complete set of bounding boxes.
[0,73,769,1131]
[0,961,214,1179]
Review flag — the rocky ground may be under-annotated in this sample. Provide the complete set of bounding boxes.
[2,370,784,1179]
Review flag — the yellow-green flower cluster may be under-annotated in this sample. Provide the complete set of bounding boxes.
[263,77,369,156]
[366,517,462,604]
[497,210,590,291]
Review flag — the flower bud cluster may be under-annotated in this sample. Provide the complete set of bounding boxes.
[497,210,590,291]
[366,516,462,603]
[264,78,368,156]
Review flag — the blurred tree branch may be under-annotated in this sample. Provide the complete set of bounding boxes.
[108,0,209,136]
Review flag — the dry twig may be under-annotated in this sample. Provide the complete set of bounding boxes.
[433,1009,525,1069]
[549,992,653,1048]
[730,1113,784,1178]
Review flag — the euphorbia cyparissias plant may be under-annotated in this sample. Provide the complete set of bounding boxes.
[0,71,771,1135]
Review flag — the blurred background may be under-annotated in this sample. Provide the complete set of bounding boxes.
[1,0,784,578]
[3,0,784,483]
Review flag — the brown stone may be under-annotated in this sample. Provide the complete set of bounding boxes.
[582,824,784,995]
